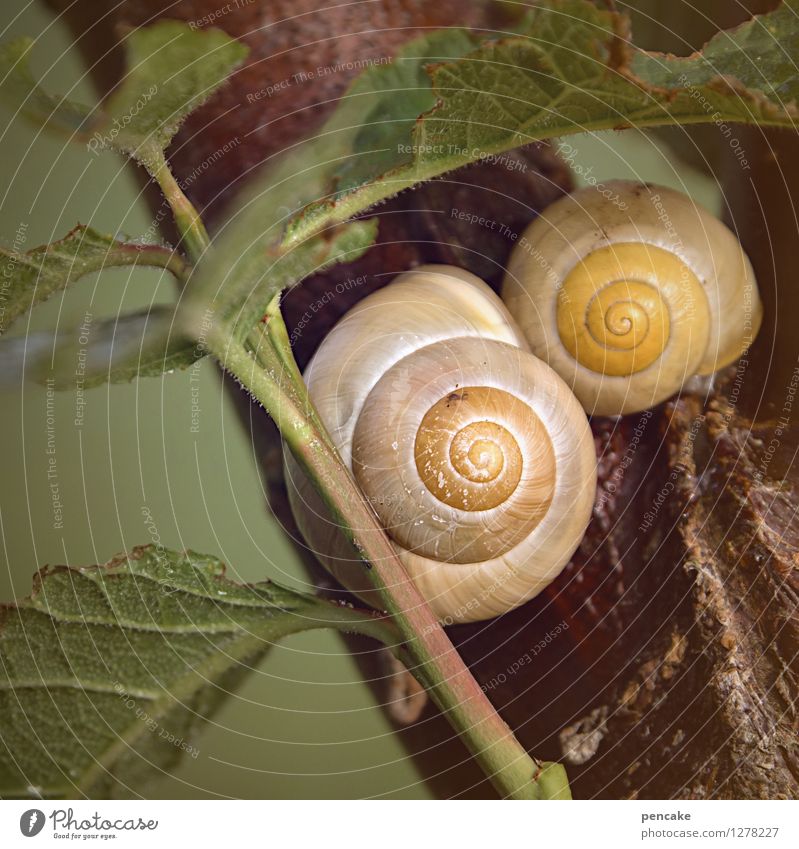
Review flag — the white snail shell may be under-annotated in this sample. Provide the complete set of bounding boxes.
[502,180,763,416]
[285,265,597,623]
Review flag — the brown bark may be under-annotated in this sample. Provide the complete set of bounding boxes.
[46,0,799,799]
[566,395,799,798]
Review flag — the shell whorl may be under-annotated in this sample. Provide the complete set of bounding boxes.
[351,350,558,566]
[285,265,597,623]
[502,181,762,415]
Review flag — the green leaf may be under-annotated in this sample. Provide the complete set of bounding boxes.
[0,225,187,337]
[184,0,799,344]
[321,29,480,195]
[0,546,397,799]
[630,2,799,116]
[0,307,200,389]
[0,22,248,169]
[91,21,249,169]
[291,0,799,241]
[0,226,198,388]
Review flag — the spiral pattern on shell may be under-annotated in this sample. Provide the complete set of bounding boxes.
[285,265,597,623]
[502,181,763,415]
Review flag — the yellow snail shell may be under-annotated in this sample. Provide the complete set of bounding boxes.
[285,265,597,623]
[502,180,763,415]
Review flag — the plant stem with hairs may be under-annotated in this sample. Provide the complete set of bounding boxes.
[221,321,570,799]
[155,133,570,801]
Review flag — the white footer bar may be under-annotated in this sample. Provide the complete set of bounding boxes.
[1,799,796,847]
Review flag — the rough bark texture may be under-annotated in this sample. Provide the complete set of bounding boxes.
[548,395,798,798]
[580,395,799,798]
[47,0,799,799]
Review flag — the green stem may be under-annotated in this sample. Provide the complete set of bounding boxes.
[133,243,192,284]
[151,148,571,797]
[207,323,571,801]
[249,298,337,452]
[263,293,306,390]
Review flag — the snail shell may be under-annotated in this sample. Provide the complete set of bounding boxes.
[502,180,763,415]
[285,265,597,623]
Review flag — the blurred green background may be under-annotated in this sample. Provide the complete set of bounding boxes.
[0,0,716,799]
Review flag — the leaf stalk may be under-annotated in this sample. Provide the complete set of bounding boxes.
[151,150,211,262]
